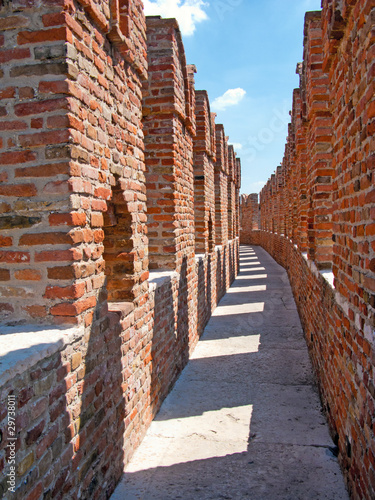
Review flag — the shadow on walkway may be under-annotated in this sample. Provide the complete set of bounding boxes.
[112,245,349,500]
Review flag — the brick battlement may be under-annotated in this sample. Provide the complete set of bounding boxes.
[0,2,240,499]
[241,1,375,498]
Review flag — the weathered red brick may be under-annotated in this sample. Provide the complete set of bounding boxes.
[0,47,30,63]
[42,12,66,27]
[35,250,74,262]
[15,162,70,178]
[49,212,86,227]
[0,268,10,281]
[19,130,70,148]
[50,295,96,316]
[17,27,67,45]
[0,16,30,31]
[0,251,30,263]
[0,184,37,197]
[44,283,86,299]
[19,232,70,246]
[0,150,36,165]
[0,87,16,100]
[15,269,42,281]
[0,235,12,247]
[15,98,68,117]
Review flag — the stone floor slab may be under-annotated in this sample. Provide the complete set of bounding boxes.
[111,245,349,500]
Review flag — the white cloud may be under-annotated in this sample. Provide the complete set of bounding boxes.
[211,88,246,111]
[143,0,209,36]
[230,142,243,151]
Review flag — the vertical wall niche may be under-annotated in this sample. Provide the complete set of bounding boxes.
[208,213,215,252]
[103,178,135,302]
[228,185,234,240]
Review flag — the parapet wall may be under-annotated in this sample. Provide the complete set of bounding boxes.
[240,193,259,243]
[244,1,375,498]
[0,3,240,499]
[194,90,216,254]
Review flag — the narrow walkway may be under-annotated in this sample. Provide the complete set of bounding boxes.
[112,245,349,500]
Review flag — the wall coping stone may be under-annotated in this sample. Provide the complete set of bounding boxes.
[148,270,178,291]
[107,302,134,319]
[0,325,84,387]
[301,249,335,289]
[195,254,205,262]
[320,270,334,288]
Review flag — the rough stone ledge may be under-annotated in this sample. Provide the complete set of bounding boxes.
[319,270,335,288]
[108,302,134,319]
[195,253,205,262]
[148,270,178,292]
[301,250,335,289]
[0,325,84,388]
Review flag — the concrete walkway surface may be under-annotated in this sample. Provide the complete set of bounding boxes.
[112,245,349,500]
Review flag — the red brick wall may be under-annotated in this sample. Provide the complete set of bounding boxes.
[142,17,198,408]
[0,0,148,324]
[0,4,241,499]
[292,87,308,250]
[0,0,75,323]
[0,2,152,499]
[240,193,259,244]
[194,90,216,254]
[245,1,375,498]
[227,145,236,241]
[193,90,219,336]
[143,16,195,272]
[303,11,334,268]
[214,124,228,246]
[235,157,241,239]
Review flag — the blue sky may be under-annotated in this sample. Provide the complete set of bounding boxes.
[144,0,322,195]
